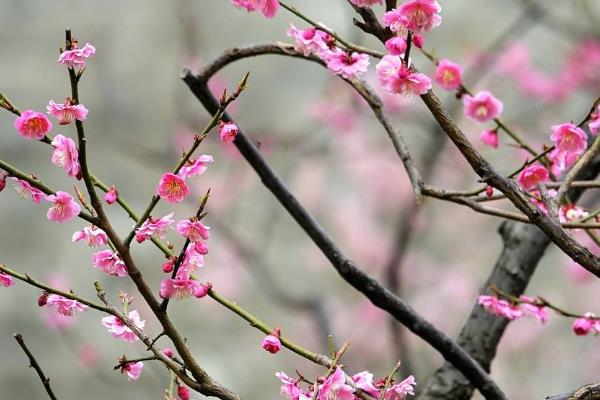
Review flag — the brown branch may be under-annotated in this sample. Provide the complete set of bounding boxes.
[14,333,58,400]
[546,383,600,400]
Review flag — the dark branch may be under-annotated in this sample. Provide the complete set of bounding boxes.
[14,333,58,400]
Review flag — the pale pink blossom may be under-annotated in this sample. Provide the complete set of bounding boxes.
[50,134,80,177]
[287,24,331,57]
[548,146,579,175]
[92,250,128,277]
[177,219,210,242]
[376,55,431,96]
[14,110,52,140]
[231,0,279,18]
[529,189,557,214]
[47,100,88,125]
[479,129,499,148]
[276,371,304,400]
[261,329,282,354]
[121,361,144,380]
[350,0,383,7]
[462,91,503,122]
[11,178,45,203]
[72,226,108,247]
[384,375,417,399]
[494,42,531,76]
[517,165,549,191]
[101,310,145,343]
[57,42,96,69]
[573,314,596,336]
[159,278,211,300]
[478,295,522,320]
[519,296,548,324]
[318,368,354,400]
[352,371,380,397]
[434,59,463,91]
[135,213,174,243]
[550,123,588,170]
[46,294,88,316]
[0,272,14,287]
[385,37,408,56]
[104,186,118,204]
[46,191,81,223]
[219,121,239,144]
[560,204,589,223]
[384,0,442,33]
[157,173,189,203]
[325,49,370,79]
[177,244,206,278]
[588,106,600,136]
[178,155,214,179]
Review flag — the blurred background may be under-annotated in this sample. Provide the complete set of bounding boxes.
[1,1,600,399]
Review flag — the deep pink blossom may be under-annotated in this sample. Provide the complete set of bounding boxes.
[478,295,522,320]
[434,59,463,91]
[47,100,88,125]
[46,294,88,316]
[462,91,503,122]
[0,273,14,287]
[573,315,595,336]
[350,0,383,7]
[412,34,424,48]
[262,329,282,354]
[162,259,175,273]
[177,219,210,242]
[519,296,548,324]
[121,361,143,380]
[104,186,118,204]
[231,0,279,18]
[14,110,52,140]
[352,371,380,397]
[219,121,239,143]
[50,134,80,177]
[385,37,408,56]
[589,106,600,136]
[384,0,441,33]
[287,24,331,57]
[57,42,96,69]
[178,155,214,179]
[72,226,108,247]
[326,49,370,79]
[92,250,128,277]
[157,173,189,203]
[518,165,549,191]
[135,213,174,243]
[318,368,354,400]
[46,191,81,223]
[159,278,211,299]
[376,55,431,96]
[276,372,304,400]
[194,242,209,255]
[11,178,45,203]
[550,123,588,169]
[479,129,499,148]
[163,348,174,358]
[0,172,6,193]
[178,386,191,400]
[101,310,145,342]
[384,375,417,399]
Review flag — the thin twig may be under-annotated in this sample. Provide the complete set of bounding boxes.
[14,333,58,400]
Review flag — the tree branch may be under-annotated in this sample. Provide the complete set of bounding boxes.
[14,333,59,400]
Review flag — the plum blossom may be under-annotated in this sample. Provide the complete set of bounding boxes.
[434,59,463,91]
[384,0,442,33]
[588,105,600,136]
[46,294,88,316]
[462,91,503,122]
[101,310,145,342]
[163,348,174,358]
[135,213,174,243]
[550,123,588,170]
[385,37,408,56]
[0,272,14,287]
[350,0,383,7]
[478,295,522,320]
[376,55,431,96]
[219,121,239,143]
[50,134,80,177]
[318,368,354,400]
[121,361,144,380]
[177,219,210,242]
[46,191,81,223]
[519,296,548,324]
[104,186,118,204]
[177,244,206,278]
[0,172,6,192]
[14,110,52,140]
[231,0,279,18]
[178,386,191,400]
[72,226,108,247]
[560,204,589,223]
[157,173,189,203]
[178,155,214,179]
[479,129,499,148]
[412,33,424,48]
[57,42,96,69]
[276,372,304,400]
[384,375,416,399]
[517,164,549,191]
[287,24,331,57]
[352,371,380,397]
[92,250,128,277]
[47,100,88,125]
[326,49,370,79]
[572,314,597,336]
[261,328,282,354]
[159,278,211,300]
[11,178,45,203]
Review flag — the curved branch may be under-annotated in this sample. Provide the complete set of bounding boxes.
[14,333,59,400]
[546,383,600,400]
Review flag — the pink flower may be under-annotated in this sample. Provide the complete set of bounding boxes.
[588,106,600,136]
[352,371,380,397]
[104,186,118,204]
[560,204,589,223]
[46,191,81,223]
[0,272,14,287]
[47,100,88,125]
[163,348,174,358]
[72,226,109,247]
[159,278,211,300]
[178,155,214,179]
[376,55,432,96]
[101,310,145,342]
[11,178,45,203]
[462,91,503,122]
[350,0,383,7]
[121,361,144,380]
[434,59,463,91]
[0,172,6,193]
[14,110,52,140]
[177,219,210,242]
[479,129,499,148]
[325,49,370,79]
[519,296,548,324]
[385,37,408,56]
[384,0,442,33]
[178,386,191,400]
[276,371,304,400]
[412,34,424,48]
[50,134,80,177]
[287,24,331,57]
[92,250,128,277]
[135,213,174,243]
[517,165,549,191]
[46,294,88,316]
[194,242,209,255]
[162,259,175,273]
[550,123,588,168]
[57,42,96,69]
[219,121,239,144]
[384,375,417,400]
[318,368,354,400]
[478,295,522,320]
[231,0,279,18]
[261,329,282,354]
[157,173,189,203]
[177,244,206,278]
[573,315,595,336]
